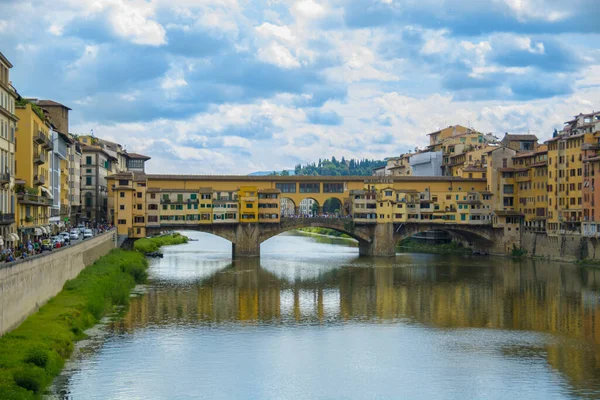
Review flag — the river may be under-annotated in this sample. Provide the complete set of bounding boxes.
[50,231,600,399]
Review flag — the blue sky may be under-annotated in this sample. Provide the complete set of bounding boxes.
[1,0,599,174]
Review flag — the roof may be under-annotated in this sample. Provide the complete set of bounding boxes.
[145,174,487,183]
[126,152,151,160]
[36,99,72,111]
[80,144,118,160]
[0,52,13,68]
[501,133,538,142]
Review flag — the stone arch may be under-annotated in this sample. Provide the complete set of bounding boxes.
[322,197,343,216]
[394,223,495,252]
[280,197,296,217]
[259,217,372,245]
[146,225,237,244]
[298,197,320,217]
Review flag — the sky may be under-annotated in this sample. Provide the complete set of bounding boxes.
[1,0,599,174]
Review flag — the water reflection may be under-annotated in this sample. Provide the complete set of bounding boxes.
[58,232,600,399]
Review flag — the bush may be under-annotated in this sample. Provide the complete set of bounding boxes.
[13,366,45,393]
[133,233,188,254]
[23,347,49,369]
[511,244,528,258]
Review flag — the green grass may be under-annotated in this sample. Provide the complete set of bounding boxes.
[0,249,148,399]
[297,227,352,239]
[397,238,472,254]
[133,233,189,254]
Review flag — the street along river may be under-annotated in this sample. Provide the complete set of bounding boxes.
[51,231,600,399]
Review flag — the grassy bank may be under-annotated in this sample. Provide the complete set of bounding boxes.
[133,233,188,253]
[297,227,352,239]
[0,249,148,399]
[397,238,472,254]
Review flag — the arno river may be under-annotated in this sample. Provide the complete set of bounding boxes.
[51,231,600,399]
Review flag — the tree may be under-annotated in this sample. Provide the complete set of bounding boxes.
[281,170,290,176]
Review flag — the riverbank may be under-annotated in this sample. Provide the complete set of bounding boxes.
[297,227,353,239]
[0,249,148,399]
[133,232,189,254]
[396,238,472,254]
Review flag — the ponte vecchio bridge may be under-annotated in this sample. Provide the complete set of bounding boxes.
[108,174,517,257]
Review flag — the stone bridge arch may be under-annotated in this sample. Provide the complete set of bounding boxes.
[259,217,373,244]
[394,223,500,253]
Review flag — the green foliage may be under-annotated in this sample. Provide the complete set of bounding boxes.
[511,244,528,258]
[23,348,48,369]
[14,185,38,196]
[298,227,352,239]
[0,249,148,399]
[15,98,45,122]
[294,157,386,176]
[133,233,188,254]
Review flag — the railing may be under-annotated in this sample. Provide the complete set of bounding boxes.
[16,193,52,206]
[33,151,46,165]
[34,131,46,144]
[0,213,14,224]
[33,174,46,185]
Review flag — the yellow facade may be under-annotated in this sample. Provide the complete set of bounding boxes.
[239,186,258,223]
[0,52,18,247]
[512,147,548,231]
[546,133,594,234]
[15,102,53,238]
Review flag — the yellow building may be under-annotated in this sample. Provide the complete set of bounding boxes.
[239,186,258,223]
[0,52,18,247]
[546,132,594,235]
[258,189,281,223]
[15,100,53,240]
[512,146,548,232]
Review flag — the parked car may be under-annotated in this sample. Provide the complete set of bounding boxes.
[83,229,93,239]
[41,239,53,251]
[60,231,70,243]
[69,229,80,241]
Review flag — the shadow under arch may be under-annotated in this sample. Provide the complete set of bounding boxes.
[258,217,372,245]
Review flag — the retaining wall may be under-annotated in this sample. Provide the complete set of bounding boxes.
[522,231,593,261]
[0,231,117,335]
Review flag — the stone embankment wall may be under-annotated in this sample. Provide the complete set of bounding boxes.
[0,231,116,335]
[521,231,600,262]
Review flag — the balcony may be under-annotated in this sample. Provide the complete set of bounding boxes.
[33,152,46,165]
[17,193,52,206]
[42,135,53,150]
[0,213,14,224]
[33,174,46,186]
[0,173,9,184]
[34,131,45,144]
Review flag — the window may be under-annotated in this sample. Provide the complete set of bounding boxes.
[246,203,254,208]
[137,192,142,198]
[86,169,92,173]
[150,193,156,199]
[118,219,126,225]
[86,176,92,185]
[385,191,393,196]
[120,192,125,198]
[119,179,129,186]
[323,183,344,193]
[191,194,197,200]
[137,204,142,210]
[299,183,320,193]
[177,194,183,202]
[502,158,507,168]
[276,183,297,193]
[86,156,92,165]
[120,205,125,210]
[503,185,514,194]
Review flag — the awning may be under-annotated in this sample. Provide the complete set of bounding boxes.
[0,237,4,247]
[10,233,20,242]
[58,222,65,228]
[34,228,42,236]
[40,186,53,199]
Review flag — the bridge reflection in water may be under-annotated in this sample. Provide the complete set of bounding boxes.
[109,251,600,396]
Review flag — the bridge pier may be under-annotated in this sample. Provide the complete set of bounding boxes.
[359,223,396,257]
[232,223,260,257]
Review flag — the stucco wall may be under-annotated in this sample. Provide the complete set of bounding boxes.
[0,231,116,335]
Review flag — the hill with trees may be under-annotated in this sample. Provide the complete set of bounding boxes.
[275,157,385,176]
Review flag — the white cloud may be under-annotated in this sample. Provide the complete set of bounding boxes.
[291,0,326,19]
[108,1,166,46]
[257,43,301,68]
[255,23,296,42]
[48,23,64,36]
[161,76,188,90]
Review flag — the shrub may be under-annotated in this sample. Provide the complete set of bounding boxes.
[133,233,188,254]
[23,347,49,369]
[13,366,46,393]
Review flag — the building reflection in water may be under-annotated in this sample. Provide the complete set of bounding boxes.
[112,255,600,396]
